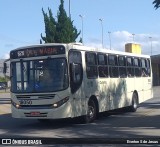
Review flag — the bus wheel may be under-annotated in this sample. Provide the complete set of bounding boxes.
[85,99,97,123]
[129,93,138,112]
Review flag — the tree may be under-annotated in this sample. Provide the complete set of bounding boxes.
[41,0,80,43]
[41,8,56,43]
[153,0,160,9]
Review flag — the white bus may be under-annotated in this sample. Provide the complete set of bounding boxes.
[5,43,153,123]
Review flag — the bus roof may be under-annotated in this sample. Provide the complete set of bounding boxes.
[68,43,150,58]
[11,43,150,59]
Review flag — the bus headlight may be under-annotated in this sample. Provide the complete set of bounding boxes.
[11,100,21,109]
[52,97,69,108]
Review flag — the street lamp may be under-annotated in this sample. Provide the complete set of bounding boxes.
[79,15,84,43]
[132,33,135,43]
[149,37,152,56]
[108,31,111,50]
[69,0,71,18]
[99,18,104,48]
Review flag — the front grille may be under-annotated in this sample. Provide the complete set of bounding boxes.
[38,95,55,99]
[19,104,53,109]
[16,94,55,100]
[17,96,30,99]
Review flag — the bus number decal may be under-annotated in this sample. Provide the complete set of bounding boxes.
[19,100,32,105]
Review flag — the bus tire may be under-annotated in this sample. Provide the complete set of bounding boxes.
[81,99,97,123]
[129,92,138,112]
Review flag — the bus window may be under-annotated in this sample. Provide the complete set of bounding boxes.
[146,59,151,77]
[126,57,134,77]
[16,62,22,90]
[134,58,141,77]
[98,54,108,77]
[118,56,127,78]
[86,52,98,78]
[141,58,148,77]
[108,55,119,78]
[141,59,148,77]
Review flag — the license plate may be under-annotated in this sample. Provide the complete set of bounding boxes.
[30,112,41,116]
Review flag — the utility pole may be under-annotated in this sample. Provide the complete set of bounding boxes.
[149,37,152,56]
[79,15,84,43]
[99,18,104,48]
[69,0,71,18]
[108,31,111,50]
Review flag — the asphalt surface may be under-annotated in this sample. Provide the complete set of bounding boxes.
[0,87,160,146]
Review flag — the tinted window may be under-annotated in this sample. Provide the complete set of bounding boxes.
[86,53,97,65]
[146,59,151,77]
[108,55,119,78]
[141,58,150,77]
[98,54,106,65]
[118,56,125,66]
[127,57,134,77]
[69,51,82,64]
[69,50,83,93]
[98,54,108,77]
[86,52,98,78]
[118,56,127,78]
[11,58,68,93]
[109,55,117,65]
[134,58,141,77]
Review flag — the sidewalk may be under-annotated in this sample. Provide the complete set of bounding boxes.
[0,89,11,98]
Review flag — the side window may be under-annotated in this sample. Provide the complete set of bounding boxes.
[134,58,141,77]
[141,58,150,77]
[146,59,151,77]
[108,54,119,78]
[69,50,83,93]
[126,57,134,77]
[86,52,98,78]
[69,51,82,64]
[118,56,127,78]
[98,53,108,77]
[141,59,148,77]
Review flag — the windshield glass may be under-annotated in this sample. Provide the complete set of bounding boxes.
[11,58,68,93]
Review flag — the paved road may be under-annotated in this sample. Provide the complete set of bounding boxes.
[0,87,160,145]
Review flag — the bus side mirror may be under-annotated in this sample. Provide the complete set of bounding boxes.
[3,63,7,74]
[70,63,82,83]
[70,63,83,94]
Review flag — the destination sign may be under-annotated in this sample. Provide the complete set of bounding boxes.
[10,45,65,59]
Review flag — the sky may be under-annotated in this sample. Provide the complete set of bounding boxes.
[0,0,160,59]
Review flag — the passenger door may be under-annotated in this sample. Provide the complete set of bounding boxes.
[69,50,84,117]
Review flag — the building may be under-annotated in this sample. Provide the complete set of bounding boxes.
[0,59,5,77]
[151,55,160,86]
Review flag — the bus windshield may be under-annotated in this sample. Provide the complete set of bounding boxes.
[11,58,68,93]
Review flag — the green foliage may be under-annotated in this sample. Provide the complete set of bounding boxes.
[153,0,160,9]
[41,8,56,43]
[41,0,80,43]
[0,76,6,82]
